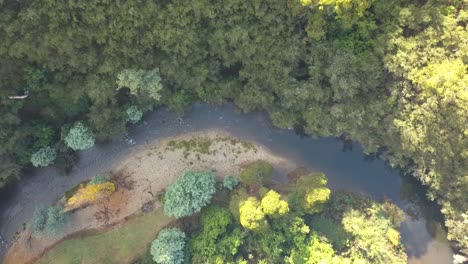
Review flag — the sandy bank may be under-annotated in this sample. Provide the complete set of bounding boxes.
[4,129,296,264]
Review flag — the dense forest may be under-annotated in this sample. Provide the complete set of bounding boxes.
[136,166,408,264]
[0,0,466,256]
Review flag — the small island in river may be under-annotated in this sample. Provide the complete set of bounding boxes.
[4,130,408,264]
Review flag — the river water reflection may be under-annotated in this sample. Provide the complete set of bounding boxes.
[0,104,453,263]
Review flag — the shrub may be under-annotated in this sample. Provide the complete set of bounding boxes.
[66,182,115,209]
[30,206,47,235]
[64,122,95,150]
[223,176,239,190]
[45,206,70,235]
[164,171,216,218]
[125,105,143,124]
[89,175,108,185]
[151,228,186,264]
[239,160,273,186]
[30,206,69,236]
[30,146,56,167]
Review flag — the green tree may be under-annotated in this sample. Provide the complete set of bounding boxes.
[117,68,163,101]
[239,160,273,186]
[125,105,143,124]
[30,146,56,167]
[64,122,95,151]
[151,228,186,264]
[163,171,216,218]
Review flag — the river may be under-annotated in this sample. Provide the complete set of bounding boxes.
[0,103,454,263]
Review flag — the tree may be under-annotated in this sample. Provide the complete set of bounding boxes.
[117,68,163,101]
[189,206,244,263]
[261,190,289,216]
[64,122,95,151]
[239,197,267,231]
[291,173,331,214]
[163,171,216,218]
[30,146,56,167]
[125,105,143,124]
[151,228,186,264]
[223,175,239,190]
[239,160,273,186]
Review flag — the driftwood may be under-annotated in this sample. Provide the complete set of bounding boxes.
[8,90,29,100]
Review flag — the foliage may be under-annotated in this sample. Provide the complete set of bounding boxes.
[183,170,407,263]
[260,190,289,216]
[223,175,239,190]
[117,68,163,101]
[189,206,244,263]
[30,146,56,167]
[239,197,267,231]
[342,204,407,264]
[30,206,48,235]
[66,182,115,209]
[88,175,108,185]
[0,0,466,253]
[309,216,351,250]
[125,105,143,124]
[239,160,273,186]
[291,173,331,214]
[30,206,70,236]
[150,228,186,264]
[64,122,95,151]
[45,206,70,236]
[163,171,216,218]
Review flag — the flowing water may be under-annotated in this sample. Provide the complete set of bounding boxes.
[0,104,454,263]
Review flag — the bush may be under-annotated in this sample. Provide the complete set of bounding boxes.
[30,146,56,167]
[151,228,186,264]
[223,176,239,190]
[125,105,143,124]
[30,206,47,235]
[64,122,95,151]
[66,182,115,209]
[45,206,70,235]
[30,206,69,236]
[239,160,273,186]
[164,171,216,218]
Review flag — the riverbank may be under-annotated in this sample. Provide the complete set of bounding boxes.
[0,103,454,264]
[3,130,295,264]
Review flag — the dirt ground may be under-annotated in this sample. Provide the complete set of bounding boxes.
[4,130,296,264]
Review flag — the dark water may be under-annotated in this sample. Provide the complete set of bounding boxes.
[0,104,453,263]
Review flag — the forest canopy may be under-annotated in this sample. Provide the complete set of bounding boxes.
[0,0,466,255]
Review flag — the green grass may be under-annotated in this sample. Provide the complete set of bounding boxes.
[36,209,173,264]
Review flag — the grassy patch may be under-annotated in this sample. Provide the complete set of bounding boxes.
[36,209,173,264]
[165,137,257,159]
